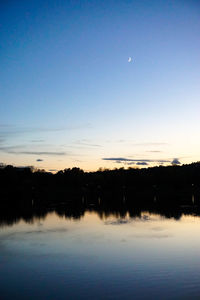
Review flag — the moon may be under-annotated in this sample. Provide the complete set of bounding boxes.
[128,57,132,63]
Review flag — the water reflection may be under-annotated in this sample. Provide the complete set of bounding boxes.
[1,191,200,228]
[2,193,200,299]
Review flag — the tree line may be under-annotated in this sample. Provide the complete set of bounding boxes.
[1,162,200,202]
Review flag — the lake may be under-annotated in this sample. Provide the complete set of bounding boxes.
[1,204,200,299]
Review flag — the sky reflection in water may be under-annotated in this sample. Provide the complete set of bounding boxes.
[1,211,200,299]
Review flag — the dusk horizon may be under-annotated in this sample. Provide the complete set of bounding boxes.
[1,0,200,172]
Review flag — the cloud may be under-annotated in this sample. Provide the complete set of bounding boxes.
[136,162,148,165]
[0,123,92,141]
[103,157,130,162]
[0,147,66,156]
[15,151,66,156]
[36,159,43,162]
[0,124,92,157]
[171,158,181,165]
[0,125,63,137]
[0,123,91,133]
[48,169,57,172]
[102,157,171,163]
[0,145,25,152]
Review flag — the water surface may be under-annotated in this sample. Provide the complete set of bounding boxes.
[1,207,200,299]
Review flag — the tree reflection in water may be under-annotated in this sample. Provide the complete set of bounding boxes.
[1,190,200,227]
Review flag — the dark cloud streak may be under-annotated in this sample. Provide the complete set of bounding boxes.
[136,162,148,165]
[103,157,181,166]
[103,157,171,163]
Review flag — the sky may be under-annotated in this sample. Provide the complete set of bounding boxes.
[0,0,200,172]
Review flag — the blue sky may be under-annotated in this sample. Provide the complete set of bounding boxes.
[0,0,200,171]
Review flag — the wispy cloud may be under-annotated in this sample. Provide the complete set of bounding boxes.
[0,145,66,156]
[0,125,63,137]
[36,159,43,161]
[12,151,66,156]
[0,123,92,140]
[0,145,25,152]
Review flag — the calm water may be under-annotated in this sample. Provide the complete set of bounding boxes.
[1,207,200,299]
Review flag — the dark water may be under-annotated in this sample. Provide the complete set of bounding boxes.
[1,204,200,299]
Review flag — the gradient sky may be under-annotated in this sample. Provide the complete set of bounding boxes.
[0,0,200,171]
